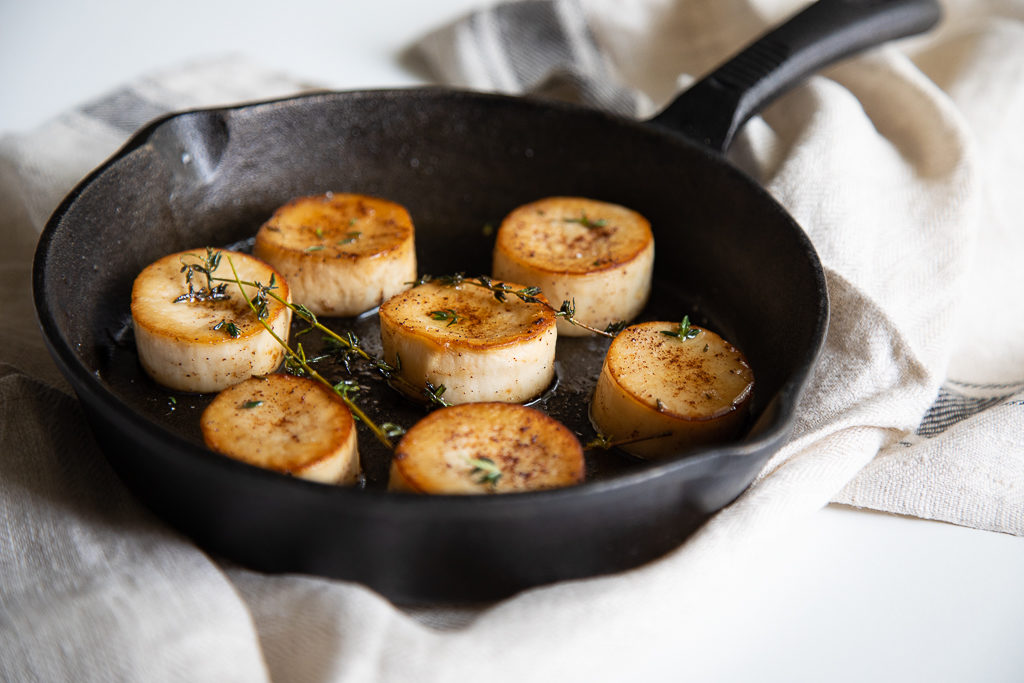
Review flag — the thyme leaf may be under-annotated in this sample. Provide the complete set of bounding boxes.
[468,456,502,487]
[250,285,271,320]
[584,432,614,450]
[661,315,700,341]
[515,286,543,304]
[213,319,241,338]
[324,335,361,373]
[291,302,317,325]
[563,213,607,230]
[603,320,627,336]
[175,247,230,304]
[283,342,310,377]
[332,379,361,400]
[381,422,406,439]
[556,299,576,319]
[429,308,461,326]
[437,272,466,288]
[423,381,449,407]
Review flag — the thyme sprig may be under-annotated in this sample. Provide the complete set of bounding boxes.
[175,248,230,303]
[224,255,398,449]
[423,381,448,407]
[196,257,449,409]
[315,328,450,408]
[212,319,240,338]
[661,315,700,341]
[413,273,624,338]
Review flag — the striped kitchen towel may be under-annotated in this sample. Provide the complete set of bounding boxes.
[414,0,1024,536]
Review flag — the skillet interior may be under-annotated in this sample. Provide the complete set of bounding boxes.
[34,89,826,603]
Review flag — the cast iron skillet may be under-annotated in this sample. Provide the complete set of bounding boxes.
[33,0,940,604]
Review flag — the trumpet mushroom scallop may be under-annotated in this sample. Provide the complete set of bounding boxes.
[388,402,585,494]
[590,320,754,458]
[492,196,654,336]
[130,248,292,393]
[253,192,417,317]
[201,374,361,485]
[377,277,557,405]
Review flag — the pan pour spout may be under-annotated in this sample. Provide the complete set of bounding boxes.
[649,0,942,152]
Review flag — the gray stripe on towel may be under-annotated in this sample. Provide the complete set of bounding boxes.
[79,87,170,133]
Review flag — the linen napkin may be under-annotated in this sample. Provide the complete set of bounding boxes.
[414,0,1024,534]
[2,1,1023,681]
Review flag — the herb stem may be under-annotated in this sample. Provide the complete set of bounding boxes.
[209,271,448,407]
[418,273,622,338]
[584,430,673,451]
[224,255,396,449]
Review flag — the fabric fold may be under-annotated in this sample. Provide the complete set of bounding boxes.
[0,372,269,683]
[2,1,1023,681]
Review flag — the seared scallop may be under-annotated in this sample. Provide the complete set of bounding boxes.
[378,278,557,404]
[253,192,416,317]
[492,196,654,336]
[201,374,360,484]
[131,249,291,393]
[590,319,754,458]
[388,402,584,494]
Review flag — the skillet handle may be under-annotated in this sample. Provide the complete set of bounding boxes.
[648,0,941,152]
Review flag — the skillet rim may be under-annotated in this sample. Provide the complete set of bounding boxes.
[31,86,829,510]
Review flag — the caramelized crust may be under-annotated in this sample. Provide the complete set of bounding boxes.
[131,249,291,393]
[254,192,416,316]
[378,280,555,350]
[378,279,558,404]
[495,197,652,274]
[201,374,360,484]
[389,403,584,494]
[493,197,654,336]
[591,321,754,458]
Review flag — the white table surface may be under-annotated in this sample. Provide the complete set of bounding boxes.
[3,1,1023,681]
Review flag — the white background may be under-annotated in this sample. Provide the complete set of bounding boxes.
[2,1,1023,681]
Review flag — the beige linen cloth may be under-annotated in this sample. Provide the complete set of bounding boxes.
[2,1,1022,680]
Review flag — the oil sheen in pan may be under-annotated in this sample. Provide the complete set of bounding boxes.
[100,244,734,489]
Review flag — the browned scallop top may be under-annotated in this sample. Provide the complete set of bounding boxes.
[255,192,413,259]
[606,322,754,420]
[495,196,653,274]
[131,249,290,343]
[201,374,354,473]
[378,279,556,350]
[393,403,585,494]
